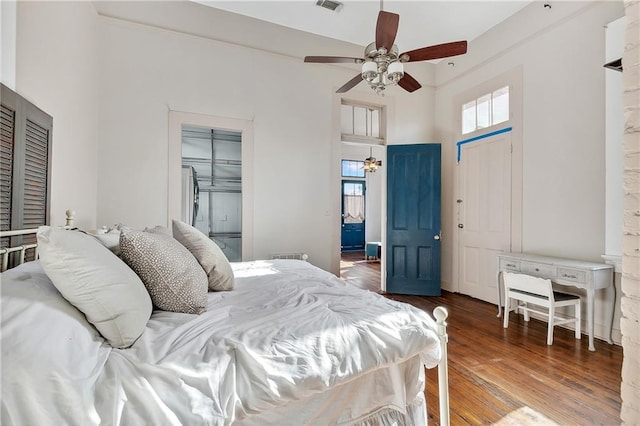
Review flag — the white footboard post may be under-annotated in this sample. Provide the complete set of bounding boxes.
[433,306,450,426]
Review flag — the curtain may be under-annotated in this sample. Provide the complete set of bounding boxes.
[344,195,365,223]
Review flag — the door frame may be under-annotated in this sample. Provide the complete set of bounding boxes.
[451,68,523,294]
[168,110,254,260]
[331,91,395,279]
[341,179,367,251]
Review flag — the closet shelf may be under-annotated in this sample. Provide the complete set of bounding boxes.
[210,232,241,239]
[199,187,241,194]
[183,157,241,166]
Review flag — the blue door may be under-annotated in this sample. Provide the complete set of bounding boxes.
[386,144,441,295]
[341,180,366,251]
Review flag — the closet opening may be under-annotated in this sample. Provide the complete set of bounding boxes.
[181,125,242,261]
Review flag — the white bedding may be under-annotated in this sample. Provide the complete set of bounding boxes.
[1,259,441,425]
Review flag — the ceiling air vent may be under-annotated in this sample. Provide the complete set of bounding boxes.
[316,0,344,12]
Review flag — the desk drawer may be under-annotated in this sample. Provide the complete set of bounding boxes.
[557,267,587,284]
[500,258,521,272]
[521,262,556,278]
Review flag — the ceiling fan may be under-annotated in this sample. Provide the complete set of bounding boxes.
[304,6,467,95]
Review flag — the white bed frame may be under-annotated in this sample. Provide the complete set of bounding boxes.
[0,210,451,426]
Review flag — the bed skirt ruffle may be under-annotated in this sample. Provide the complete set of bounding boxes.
[345,393,427,426]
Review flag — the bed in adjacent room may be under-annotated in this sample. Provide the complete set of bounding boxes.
[0,213,450,425]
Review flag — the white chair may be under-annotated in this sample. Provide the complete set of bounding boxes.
[503,272,581,345]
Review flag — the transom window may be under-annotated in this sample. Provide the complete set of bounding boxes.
[462,86,509,134]
[341,160,365,178]
[341,101,384,144]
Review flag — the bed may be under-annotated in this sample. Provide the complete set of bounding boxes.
[0,213,450,426]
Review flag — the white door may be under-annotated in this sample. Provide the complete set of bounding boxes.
[458,132,512,304]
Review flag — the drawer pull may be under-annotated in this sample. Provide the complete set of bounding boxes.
[562,273,578,279]
[535,268,540,272]
[506,263,516,268]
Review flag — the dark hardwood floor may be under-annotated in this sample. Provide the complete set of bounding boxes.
[340,251,623,425]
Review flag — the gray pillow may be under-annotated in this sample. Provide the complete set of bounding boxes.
[119,230,208,314]
[143,225,172,236]
[172,220,235,291]
[91,230,121,256]
[37,226,152,349]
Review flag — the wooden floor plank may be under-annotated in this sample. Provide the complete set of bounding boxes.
[340,251,623,425]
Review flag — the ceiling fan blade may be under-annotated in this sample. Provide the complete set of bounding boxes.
[305,56,364,64]
[401,41,468,62]
[375,11,399,50]
[336,74,364,93]
[398,72,422,93]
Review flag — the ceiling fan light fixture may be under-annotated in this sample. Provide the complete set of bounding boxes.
[361,60,401,95]
[387,61,404,83]
[303,9,467,95]
[363,160,378,173]
[363,148,381,173]
[362,62,378,82]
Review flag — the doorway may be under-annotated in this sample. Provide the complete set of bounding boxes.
[451,68,523,302]
[341,180,366,251]
[457,131,512,304]
[167,111,254,261]
[181,126,242,262]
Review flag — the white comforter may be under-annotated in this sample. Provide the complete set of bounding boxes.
[1,260,441,425]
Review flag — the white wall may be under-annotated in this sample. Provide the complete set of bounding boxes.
[605,16,625,258]
[1,0,17,89]
[435,1,624,340]
[10,0,433,274]
[13,1,621,285]
[15,1,98,229]
[96,10,434,273]
[604,16,626,345]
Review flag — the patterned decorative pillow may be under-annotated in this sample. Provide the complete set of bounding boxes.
[172,220,235,291]
[119,230,208,314]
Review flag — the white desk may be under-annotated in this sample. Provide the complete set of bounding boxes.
[497,252,614,351]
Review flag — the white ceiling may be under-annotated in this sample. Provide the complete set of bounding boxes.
[195,0,532,57]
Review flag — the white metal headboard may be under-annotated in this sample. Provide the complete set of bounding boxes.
[0,228,39,272]
[0,210,75,272]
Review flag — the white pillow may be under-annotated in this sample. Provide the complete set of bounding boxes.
[1,261,112,423]
[37,226,153,349]
[172,220,235,291]
[119,230,208,314]
[90,230,122,256]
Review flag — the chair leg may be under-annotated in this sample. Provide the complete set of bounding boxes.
[547,306,555,345]
[503,297,511,329]
[523,302,530,322]
[575,301,581,339]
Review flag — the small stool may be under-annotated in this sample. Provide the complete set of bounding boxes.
[365,242,382,261]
